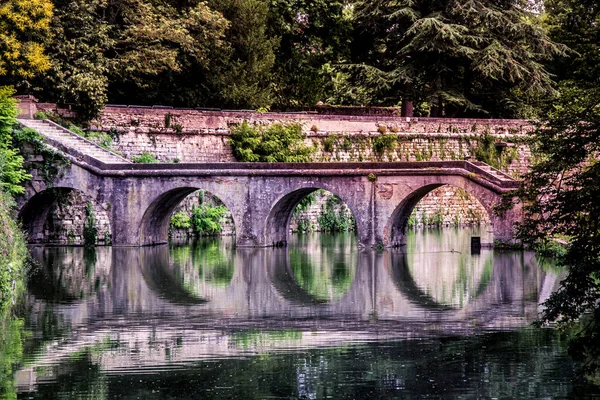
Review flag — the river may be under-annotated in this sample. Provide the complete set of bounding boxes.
[5,228,600,399]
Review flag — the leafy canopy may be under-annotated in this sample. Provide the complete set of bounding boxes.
[0,0,53,79]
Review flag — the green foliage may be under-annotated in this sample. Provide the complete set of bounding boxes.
[293,193,316,216]
[0,88,31,195]
[191,204,229,236]
[516,36,600,377]
[268,0,355,108]
[372,134,398,156]
[351,0,568,117]
[208,0,277,109]
[171,210,192,230]
[0,0,53,79]
[367,173,377,182]
[132,152,159,164]
[37,0,229,120]
[12,124,69,185]
[317,195,355,232]
[83,202,97,247]
[0,316,25,399]
[229,121,314,162]
[0,190,28,317]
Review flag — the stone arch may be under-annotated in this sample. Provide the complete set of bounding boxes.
[264,187,360,247]
[19,187,111,245]
[139,187,237,246]
[384,177,500,247]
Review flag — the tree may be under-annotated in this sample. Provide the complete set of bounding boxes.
[38,0,228,120]
[518,0,600,379]
[0,0,53,82]
[267,0,355,108]
[207,0,278,109]
[351,0,567,117]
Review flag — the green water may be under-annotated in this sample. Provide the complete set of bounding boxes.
[3,228,599,399]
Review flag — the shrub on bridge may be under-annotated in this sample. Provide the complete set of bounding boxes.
[229,121,314,162]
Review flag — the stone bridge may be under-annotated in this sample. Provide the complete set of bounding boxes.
[17,119,521,247]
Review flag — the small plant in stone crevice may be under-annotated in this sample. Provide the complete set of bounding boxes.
[83,202,97,246]
[372,134,398,157]
[132,152,159,163]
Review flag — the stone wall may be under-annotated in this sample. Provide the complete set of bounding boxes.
[42,191,111,245]
[410,186,489,228]
[35,104,533,178]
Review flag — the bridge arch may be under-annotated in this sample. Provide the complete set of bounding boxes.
[264,186,360,247]
[19,186,111,245]
[139,187,237,245]
[384,176,503,247]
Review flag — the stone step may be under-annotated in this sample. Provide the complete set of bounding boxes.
[18,119,129,164]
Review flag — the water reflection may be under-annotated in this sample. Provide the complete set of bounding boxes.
[9,230,590,399]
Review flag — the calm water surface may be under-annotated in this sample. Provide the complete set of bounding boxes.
[5,228,600,399]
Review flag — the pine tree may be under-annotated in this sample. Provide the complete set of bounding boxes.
[352,0,568,117]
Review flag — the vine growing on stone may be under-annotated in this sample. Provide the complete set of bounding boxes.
[83,202,97,246]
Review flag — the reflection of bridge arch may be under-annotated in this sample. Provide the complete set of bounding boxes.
[265,186,359,247]
[383,176,507,247]
[266,243,359,306]
[388,249,495,311]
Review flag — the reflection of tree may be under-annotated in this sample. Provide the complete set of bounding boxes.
[0,317,24,400]
[288,233,357,302]
[168,238,235,299]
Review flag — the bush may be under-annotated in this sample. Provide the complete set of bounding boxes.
[230,121,314,162]
[0,190,28,316]
[191,204,228,235]
[132,152,159,163]
[171,210,191,229]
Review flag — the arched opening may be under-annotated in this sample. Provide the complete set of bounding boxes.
[387,184,492,247]
[265,188,357,247]
[19,187,111,245]
[140,188,236,246]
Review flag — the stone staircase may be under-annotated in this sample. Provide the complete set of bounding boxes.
[18,119,130,164]
[469,161,516,183]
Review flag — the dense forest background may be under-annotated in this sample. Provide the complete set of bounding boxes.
[0,0,587,121]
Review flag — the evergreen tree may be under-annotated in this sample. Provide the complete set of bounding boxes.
[352,0,567,117]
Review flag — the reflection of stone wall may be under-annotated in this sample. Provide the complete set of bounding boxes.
[43,191,111,245]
